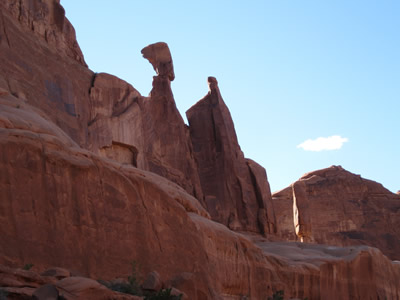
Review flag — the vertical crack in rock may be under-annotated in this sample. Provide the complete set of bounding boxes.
[88,72,97,95]
[292,181,313,242]
[0,11,11,48]
[292,184,301,242]
[18,0,23,22]
[187,77,273,233]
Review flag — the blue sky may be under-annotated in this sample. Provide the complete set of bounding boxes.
[63,1,399,193]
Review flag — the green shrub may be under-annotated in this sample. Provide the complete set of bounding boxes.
[127,261,142,293]
[101,261,182,299]
[268,290,284,300]
[22,263,34,270]
[103,261,142,296]
[145,288,182,300]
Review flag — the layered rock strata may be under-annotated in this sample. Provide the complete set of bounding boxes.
[187,77,275,233]
[0,0,93,145]
[1,92,400,299]
[0,0,203,199]
[272,166,400,260]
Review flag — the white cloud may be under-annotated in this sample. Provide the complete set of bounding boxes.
[297,135,348,151]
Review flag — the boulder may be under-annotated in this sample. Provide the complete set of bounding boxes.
[0,265,45,288]
[142,271,162,291]
[32,283,59,300]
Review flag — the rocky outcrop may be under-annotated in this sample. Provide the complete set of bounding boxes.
[246,159,276,235]
[141,42,175,81]
[272,166,400,260]
[2,1,400,299]
[186,77,275,233]
[269,186,297,241]
[0,91,212,297]
[87,43,204,199]
[0,0,86,67]
[2,87,400,299]
[0,264,142,299]
[0,0,93,145]
[251,238,400,300]
[0,0,202,199]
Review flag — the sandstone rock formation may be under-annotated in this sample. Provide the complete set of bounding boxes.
[2,74,400,299]
[0,92,212,297]
[187,77,275,233]
[87,44,203,199]
[269,186,297,241]
[0,0,93,145]
[0,0,203,200]
[0,264,142,299]
[272,165,400,260]
[1,0,400,299]
[0,0,86,67]
[141,42,175,81]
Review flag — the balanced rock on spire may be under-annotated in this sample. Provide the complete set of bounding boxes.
[141,42,175,81]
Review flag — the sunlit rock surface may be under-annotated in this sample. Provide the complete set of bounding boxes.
[1,1,399,299]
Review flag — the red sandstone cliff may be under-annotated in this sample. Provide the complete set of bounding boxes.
[272,166,400,260]
[1,1,400,299]
[186,77,275,234]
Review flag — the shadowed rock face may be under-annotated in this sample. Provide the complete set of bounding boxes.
[0,0,86,67]
[186,77,275,234]
[272,165,400,260]
[0,0,93,145]
[0,1,203,200]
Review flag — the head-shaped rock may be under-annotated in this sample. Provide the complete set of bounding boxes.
[141,42,175,81]
[207,77,218,91]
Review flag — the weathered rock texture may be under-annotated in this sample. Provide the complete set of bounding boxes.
[141,42,175,81]
[0,0,93,145]
[0,92,213,297]
[0,0,86,67]
[2,80,400,299]
[87,47,203,199]
[0,0,202,199]
[187,77,275,233]
[268,186,297,241]
[0,264,142,300]
[1,1,400,299]
[272,166,400,260]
